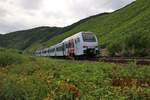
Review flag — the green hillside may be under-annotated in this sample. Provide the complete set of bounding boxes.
[40,0,150,57]
[0,27,62,50]
[0,0,150,56]
[0,13,107,51]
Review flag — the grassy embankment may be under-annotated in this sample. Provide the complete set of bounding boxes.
[0,48,150,99]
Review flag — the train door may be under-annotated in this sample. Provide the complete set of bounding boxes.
[64,42,68,56]
[63,42,67,56]
[68,39,75,56]
[75,37,82,55]
[62,43,65,56]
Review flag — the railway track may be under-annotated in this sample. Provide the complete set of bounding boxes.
[83,56,150,65]
[53,56,150,65]
[98,57,150,65]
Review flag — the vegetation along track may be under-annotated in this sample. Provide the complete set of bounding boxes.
[62,56,150,65]
[98,57,150,65]
[75,56,150,65]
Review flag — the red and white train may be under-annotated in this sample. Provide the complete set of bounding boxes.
[35,32,99,57]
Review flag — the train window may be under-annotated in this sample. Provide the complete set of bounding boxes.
[50,49,53,53]
[82,33,96,42]
[68,39,74,48]
[51,48,55,52]
[75,39,77,44]
[77,38,80,42]
[66,43,68,48]
[57,45,63,51]
[56,47,59,51]
[48,49,51,53]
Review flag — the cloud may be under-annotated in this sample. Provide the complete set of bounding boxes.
[18,0,43,10]
[0,0,135,34]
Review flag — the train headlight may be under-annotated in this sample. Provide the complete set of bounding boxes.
[95,46,98,48]
[83,46,88,48]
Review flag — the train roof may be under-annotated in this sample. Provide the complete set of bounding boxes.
[62,31,95,42]
[62,32,82,42]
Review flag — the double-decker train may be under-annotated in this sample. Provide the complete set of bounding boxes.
[35,32,99,57]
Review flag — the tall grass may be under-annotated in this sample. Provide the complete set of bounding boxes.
[0,49,150,99]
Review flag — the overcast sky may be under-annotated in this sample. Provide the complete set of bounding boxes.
[0,0,135,34]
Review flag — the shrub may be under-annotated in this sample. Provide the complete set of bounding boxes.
[0,75,48,100]
[0,52,22,67]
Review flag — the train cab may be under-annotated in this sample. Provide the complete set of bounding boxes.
[81,32,99,56]
[69,32,98,56]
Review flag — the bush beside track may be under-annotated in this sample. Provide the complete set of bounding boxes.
[99,56,150,65]
[0,49,150,99]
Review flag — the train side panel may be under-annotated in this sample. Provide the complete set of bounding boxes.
[55,43,64,56]
[35,32,99,57]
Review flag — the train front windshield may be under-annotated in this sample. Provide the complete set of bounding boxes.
[82,33,96,42]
